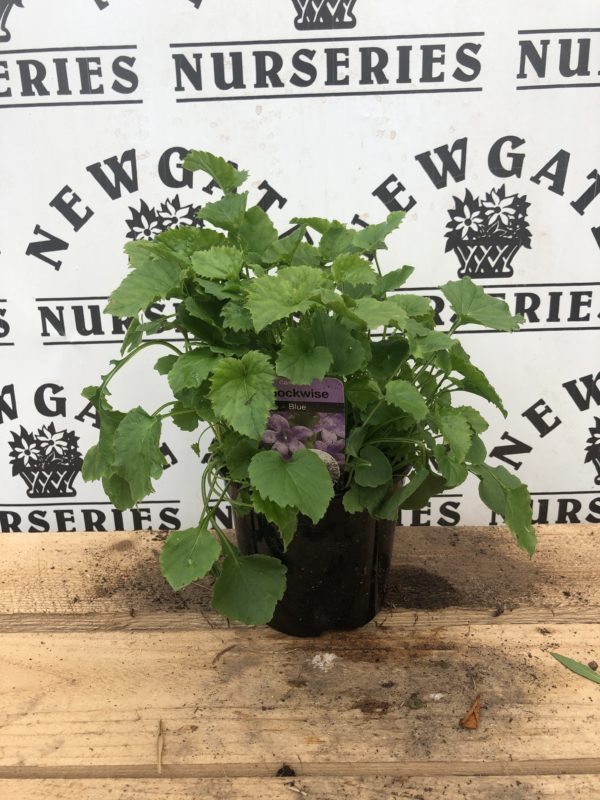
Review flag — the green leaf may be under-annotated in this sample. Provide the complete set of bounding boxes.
[248,449,334,525]
[319,222,357,261]
[155,354,178,376]
[191,246,243,281]
[393,294,435,321]
[105,251,181,317]
[346,374,382,411]
[370,337,409,383]
[331,253,377,287]
[438,409,473,461]
[378,467,429,519]
[353,296,408,329]
[239,206,278,257]
[182,150,248,192]
[168,350,217,394]
[221,434,259,481]
[82,404,125,482]
[111,408,166,508]
[160,524,221,591]
[310,311,368,376]
[455,405,489,434]
[276,327,333,385]
[441,277,523,331]
[221,301,254,332]
[434,445,468,487]
[154,226,228,257]
[505,485,537,555]
[386,380,428,422]
[263,226,306,265]
[120,317,142,355]
[466,434,487,465]
[472,464,536,554]
[354,445,392,488]
[102,473,134,510]
[290,217,333,235]
[210,351,275,438]
[245,267,327,332]
[352,212,405,253]
[449,342,507,417]
[346,426,367,458]
[399,470,447,510]
[343,482,389,515]
[252,490,298,550]
[374,266,414,294]
[211,553,287,626]
[197,193,248,232]
[171,401,200,431]
[550,653,600,685]
[405,321,454,358]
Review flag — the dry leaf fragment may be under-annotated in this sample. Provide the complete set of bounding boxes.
[459,694,481,729]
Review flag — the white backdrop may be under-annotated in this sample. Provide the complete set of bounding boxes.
[1,0,599,532]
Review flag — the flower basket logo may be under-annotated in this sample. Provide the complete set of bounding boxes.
[585,418,600,486]
[126,195,202,241]
[9,424,83,498]
[0,0,203,43]
[445,185,532,278]
[292,0,357,30]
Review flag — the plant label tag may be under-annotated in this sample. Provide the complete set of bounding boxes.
[261,377,346,469]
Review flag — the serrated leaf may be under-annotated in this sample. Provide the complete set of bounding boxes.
[211,553,287,625]
[455,405,489,434]
[386,380,428,422]
[210,351,275,438]
[399,470,447,510]
[197,193,248,231]
[221,301,254,332]
[82,404,125,482]
[110,408,166,508]
[191,246,244,281]
[378,467,429,519]
[120,316,142,355]
[346,374,382,411]
[434,445,468,487]
[252,490,298,550]
[332,253,377,286]
[276,327,333,385]
[405,320,454,358]
[245,267,327,332]
[370,337,409,382]
[449,342,507,417]
[375,266,414,294]
[102,473,134,510]
[355,445,392,488]
[105,252,181,317]
[248,448,334,524]
[343,482,389,515]
[221,434,259,481]
[319,222,357,261]
[239,205,278,257]
[353,296,408,329]
[171,401,200,431]
[291,217,333,235]
[550,653,600,685]
[310,311,368,376]
[154,354,178,376]
[352,211,405,253]
[160,524,221,591]
[438,409,473,462]
[168,350,217,394]
[155,226,228,257]
[466,434,487,465]
[441,277,523,331]
[505,485,537,555]
[183,150,248,192]
[263,225,306,265]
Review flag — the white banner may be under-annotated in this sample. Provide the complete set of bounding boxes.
[1,0,599,532]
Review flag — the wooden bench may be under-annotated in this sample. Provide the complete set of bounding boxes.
[1,524,599,798]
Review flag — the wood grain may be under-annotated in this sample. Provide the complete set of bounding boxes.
[2,775,599,800]
[1,524,599,795]
[0,525,597,624]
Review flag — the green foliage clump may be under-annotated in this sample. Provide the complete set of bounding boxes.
[83,150,536,625]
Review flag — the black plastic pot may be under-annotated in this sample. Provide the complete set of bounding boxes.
[233,494,396,637]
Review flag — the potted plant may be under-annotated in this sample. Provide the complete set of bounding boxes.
[82,150,536,637]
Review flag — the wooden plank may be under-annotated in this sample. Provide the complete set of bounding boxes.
[1,624,600,772]
[0,525,597,625]
[1,775,599,800]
